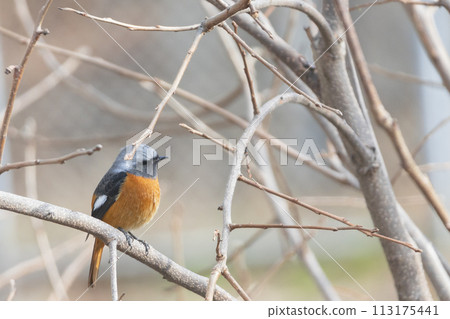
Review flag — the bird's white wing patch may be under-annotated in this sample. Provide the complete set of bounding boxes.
[93,195,107,211]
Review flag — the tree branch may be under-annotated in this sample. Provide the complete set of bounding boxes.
[334,0,450,231]
[404,3,450,92]
[231,22,259,115]
[229,223,379,233]
[58,7,201,31]
[237,175,421,252]
[0,144,102,175]
[108,240,118,301]
[0,0,53,163]
[351,0,446,11]
[220,22,342,116]
[0,191,234,301]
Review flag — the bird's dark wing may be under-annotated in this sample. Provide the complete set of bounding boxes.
[91,171,127,221]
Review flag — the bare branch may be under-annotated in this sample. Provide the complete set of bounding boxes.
[229,223,379,233]
[237,175,421,252]
[392,116,450,184]
[405,3,450,92]
[222,268,251,300]
[179,123,236,153]
[351,0,445,11]
[108,240,119,301]
[205,268,222,301]
[369,63,444,88]
[0,144,102,175]
[252,0,335,48]
[0,191,234,301]
[220,22,343,117]
[334,0,450,231]
[58,7,201,31]
[203,0,251,32]
[0,0,54,163]
[125,28,205,160]
[231,22,259,115]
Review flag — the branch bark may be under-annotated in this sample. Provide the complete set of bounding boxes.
[316,0,432,300]
[0,191,234,301]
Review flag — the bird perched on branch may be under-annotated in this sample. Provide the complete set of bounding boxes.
[88,144,166,287]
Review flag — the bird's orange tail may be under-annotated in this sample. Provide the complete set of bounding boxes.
[88,238,105,288]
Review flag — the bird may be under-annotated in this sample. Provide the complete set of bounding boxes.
[88,144,166,288]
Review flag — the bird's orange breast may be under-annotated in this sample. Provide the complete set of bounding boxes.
[101,174,160,230]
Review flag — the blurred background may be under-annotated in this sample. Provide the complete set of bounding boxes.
[0,0,449,300]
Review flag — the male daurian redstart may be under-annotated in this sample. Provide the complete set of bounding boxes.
[88,145,165,287]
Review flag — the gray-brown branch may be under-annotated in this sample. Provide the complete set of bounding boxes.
[0,191,234,301]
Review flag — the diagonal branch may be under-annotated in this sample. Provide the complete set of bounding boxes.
[404,3,450,92]
[0,0,53,163]
[0,191,234,301]
[220,22,342,116]
[237,176,421,252]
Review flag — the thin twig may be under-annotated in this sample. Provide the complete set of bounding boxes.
[252,0,335,48]
[0,0,53,163]
[369,63,444,88]
[391,116,450,184]
[219,22,342,116]
[232,22,259,115]
[238,175,421,252]
[351,0,443,11]
[203,0,251,32]
[0,144,102,174]
[404,3,450,92]
[125,28,205,160]
[222,268,251,300]
[230,223,379,233]
[109,240,119,301]
[248,2,274,39]
[127,1,253,158]
[58,7,201,31]
[179,123,236,153]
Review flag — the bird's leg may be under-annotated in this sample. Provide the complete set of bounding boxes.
[118,227,134,247]
[127,231,150,255]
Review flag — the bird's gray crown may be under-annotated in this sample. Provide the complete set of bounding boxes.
[112,144,162,178]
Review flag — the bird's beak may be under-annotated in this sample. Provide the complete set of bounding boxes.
[157,155,167,162]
